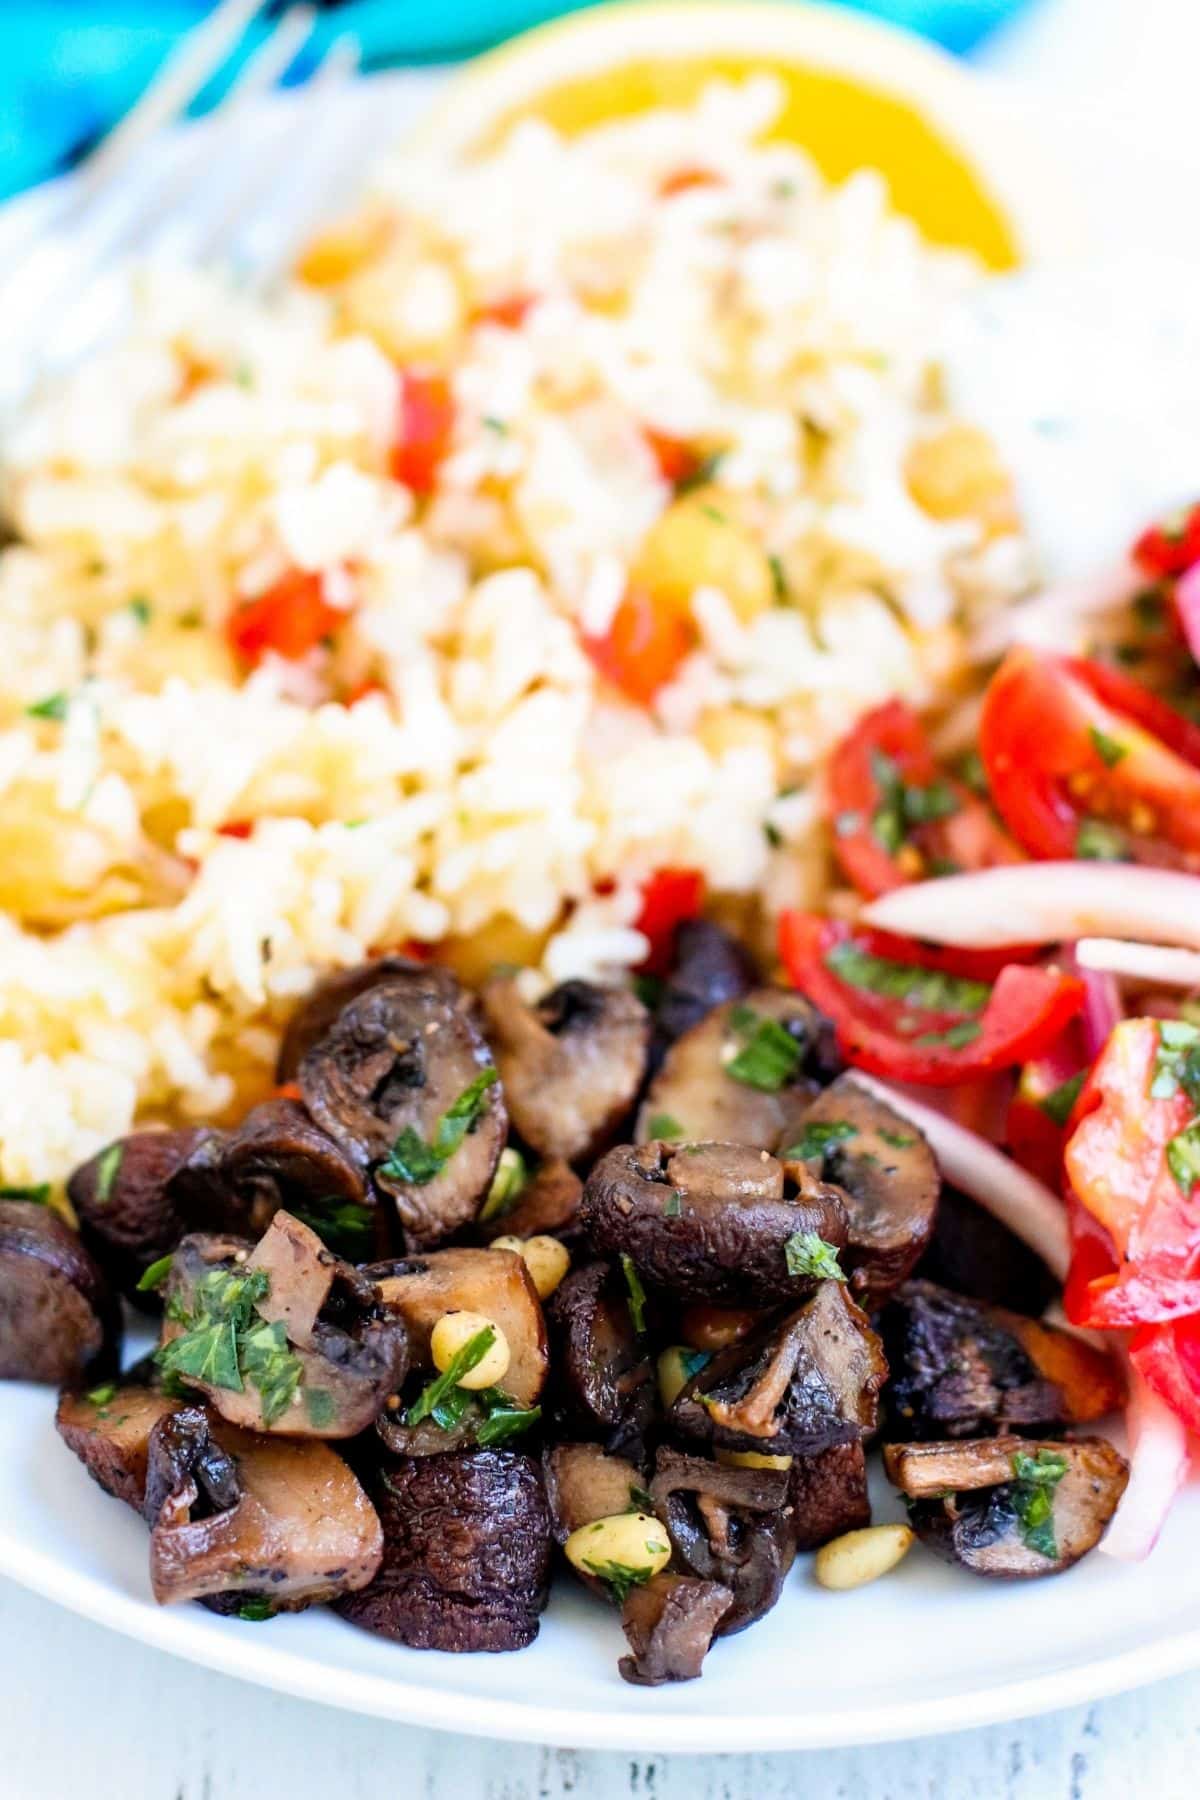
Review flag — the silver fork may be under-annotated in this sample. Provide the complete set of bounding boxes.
[0,0,363,394]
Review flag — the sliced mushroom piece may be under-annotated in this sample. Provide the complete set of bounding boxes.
[784,1076,940,1308]
[479,1158,584,1245]
[636,988,840,1151]
[214,1100,380,1257]
[545,1262,656,1459]
[68,1128,210,1306]
[276,956,426,1082]
[649,1446,795,1634]
[789,1440,872,1552]
[159,1216,408,1437]
[146,1406,383,1612]
[543,1442,646,1545]
[885,1435,1130,1578]
[480,976,650,1166]
[654,919,758,1047]
[582,1140,848,1307]
[0,1200,121,1384]
[671,1281,887,1457]
[917,1182,1059,1315]
[300,966,506,1248]
[881,1280,1124,1442]
[338,1449,552,1651]
[56,1383,182,1512]
[369,1247,547,1454]
[619,1574,734,1686]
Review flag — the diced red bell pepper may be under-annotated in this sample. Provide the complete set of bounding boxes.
[584,585,695,707]
[226,570,345,665]
[634,868,706,976]
[390,370,455,495]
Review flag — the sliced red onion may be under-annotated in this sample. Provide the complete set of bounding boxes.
[1076,937,1200,989]
[1079,962,1123,1060]
[862,864,1200,951]
[1176,562,1200,666]
[1099,1367,1192,1562]
[850,1072,1069,1280]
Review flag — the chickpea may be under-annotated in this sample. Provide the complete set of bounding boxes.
[716,1449,793,1472]
[813,1524,915,1592]
[681,1304,759,1352]
[563,1512,672,1587]
[429,1310,510,1390]
[634,487,774,625]
[489,1233,570,1301]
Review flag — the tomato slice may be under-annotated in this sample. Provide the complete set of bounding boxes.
[1130,1314,1200,1436]
[634,868,706,976]
[979,648,1200,868]
[777,912,1083,1086]
[583,585,695,706]
[226,570,345,665]
[390,370,455,495]
[1133,501,1200,579]
[829,699,1020,897]
[1064,1017,1200,1325]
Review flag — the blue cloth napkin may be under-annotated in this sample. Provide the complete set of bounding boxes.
[1,1,1037,200]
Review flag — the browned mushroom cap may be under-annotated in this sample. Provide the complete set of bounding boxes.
[543,1442,646,1545]
[789,1440,872,1551]
[56,1383,182,1512]
[671,1281,887,1456]
[582,1141,848,1307]
[653,920,758,1047]
[68,1128,209,1306]
[479,1158,584,1245]
[299,966,506,1249]
[545,1262,656,1458]
[159,1216,408,1437]
[885,1435,1130,1578]
[480,976,650,1166]
[0,1200,121,1384]
[783,1077,939,1308]
[619,1574,734,1686]
[146,1406,383,1612]
[649,1446,795,1634]
[276,956,425,1082]
[636,988,839,1151]
[881,1280,1125,1442]
[338,1449,552,1651]
[918,1182,1058,1315]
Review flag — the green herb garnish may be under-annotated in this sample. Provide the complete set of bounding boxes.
[583,1557,655,1607]
[474,1394,542,1447]
[136,1253,175,1294]
[675,449,724,495]
[379,1067,498,1187]
[869,748,958,856]
[127,596,152,628]
[304,1387,336,1430]
[1151,1022,1200,1104]
[405,1324,496,1427]
[0,1183,50,1205]
[763,820,784,849]
[482,415,509,435]
[1076,819,1129,862]
[768,554,788,602]
[236,1597,275,1622]
[1089,727,1128,768]
[1039,1071,1087,1127]
[629,1484,655,1513]
[633,973,664,1011]
[26,692,70,721]
[955,748,989,797]
[879,1128,917,1149]
[647,1113,684,1141]
[94,1142,123,1205]
[916,1020,984,1050]
[663,1189,683,1218]
[289,1196,375,1260]
[825,942,991,1016]
[784,1231,846,1281]
[1167,1122,1200,1198]
[157,1265,303,1423]
[783,1119,858,1162]
[1010,1448,1069,1559]
[621,1253,648,1334]
[240,1318,302,1425]
[725,1006,804,1092]
[86,1383,117,1409]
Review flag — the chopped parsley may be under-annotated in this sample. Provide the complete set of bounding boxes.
[1089,726,1128,768]
[236,1597,276,1622]
[955,748,989,797]
[825,942,991,1016]
[86,1383,117,1409]
[1010,1448,1068,1560]
[1075,819,1129,862]
[629,1484,655,1513]
[698,502,728,525]
[93,1142,123,1205]
[879,1128,917,1149]
[479,1146,529,1222]
[768,553,788,602]
[474,1392,542,1447]
[725,1006,804,1092]
[156,1264,303,1424]
[763,820,784,849]
[0,1183,50,1205]
[662,1190,683,1219]
[136,1253,175,1294]
[127,596,152,628]
[304,1386,337,1430]
[1151,1022,1200,1104]
[1167,1122,1200,1199]
[647,1112,684,1141]
[782,1119,858,1162]
[582,1556,656,1607]
[869,748,958,857]
[916,1019,984,1050]
[1039,1071,1087,1127]
[482,415,509,435]
[289,1196,376,1261]
[25,691,70,722]
[405,1324,496,1427]
[675,449,724,495]
[621,1253,648,1335]
[784,1231,846,1282]
[379,1067,498,1187]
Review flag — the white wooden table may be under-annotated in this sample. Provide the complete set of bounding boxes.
[6,0,1200,1793]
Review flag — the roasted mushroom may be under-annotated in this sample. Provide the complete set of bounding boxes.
[649,1446,795,1633]
[671,1281,887,1457]
[636,988,840,1151]
[582,1140,848,1308]
[545,1262,656,1458]
[783,1077,939,1308]
[619,1574,734,1686]
[789,1440,872,1552]
[478,1157,584,1245]
[159,1213,408,1437]
[56,1382,181,1512]
[68,1128,210,1305]
[543,1442,647,1544]
[0,1200,121,1383]
[338,1448,552,1651]
[918,1182,1059,1315]
[480,975,650,1166]
[885,1435,1130,1578]
[145,1406,383,1612]
[882,1280,1124,1441]
[653,919,758,1047]
[299,964,505,1248]
[276,956,425,1082]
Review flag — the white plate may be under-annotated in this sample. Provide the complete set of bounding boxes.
[3,44,1200,1756]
